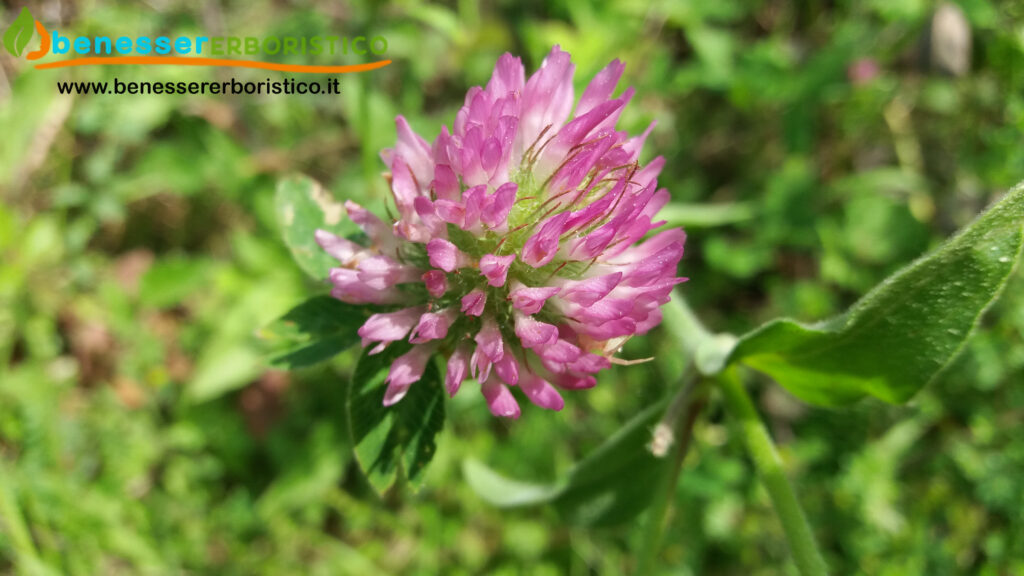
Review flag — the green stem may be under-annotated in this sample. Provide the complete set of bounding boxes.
[636,378,705,575]
[718,369,828,576]
[658,201,757,229]
[662,290,713,358]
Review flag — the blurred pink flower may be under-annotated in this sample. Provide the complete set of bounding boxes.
[847,58,880,85]
[319,46,686,417]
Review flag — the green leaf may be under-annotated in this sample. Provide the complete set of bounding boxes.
[187,344,263,403]
[257,296,368,369]
[256,422,347,519]
[464,398,669,526]
[553,398,670,526]
[138,256,212,308]
[462,459,565,507]
[348,346,445,494]
[275,175,348,279]
[3,8,34,58]
[729,183,1024,406]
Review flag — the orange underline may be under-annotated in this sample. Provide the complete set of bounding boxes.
[33,56,392,74]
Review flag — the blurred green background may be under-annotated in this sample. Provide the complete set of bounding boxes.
[2,0,1023,574]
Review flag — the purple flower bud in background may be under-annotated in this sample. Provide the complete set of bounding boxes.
[847,58,880,86]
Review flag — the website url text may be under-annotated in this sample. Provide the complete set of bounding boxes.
[56,77,341,96]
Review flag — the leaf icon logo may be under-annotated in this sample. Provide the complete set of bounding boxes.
[3,7,35,57]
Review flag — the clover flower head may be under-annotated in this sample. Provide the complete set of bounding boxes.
[318,46,686,418]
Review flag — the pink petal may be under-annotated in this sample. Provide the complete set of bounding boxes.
[546,130,620,193]
[542,100,624,170]
[470,345,492,383]
[519,374,564,411]
[565,298,637,324]
[519,46,575,160]
[344,201,393,247]
[422,270,448,298]
[641,187,671,220]
[563,178,627,231]
[409,309,456,343]
[485,53,525,97]
[427,238,467,272]
[568,353,611,374]
[577,59,625,116]
[315,229,364,266]
[620,241,684,287]
[574,317,637,340]
[558,272,623,306]
[635,307,665,335]
[493,346,520,385]
[621,122,656,164]
[413,196,445,237]
[393,116,434,187]
[482,378,520,419]
[390,155,420,215]
[479,253,516,287]
[434,199,466,227]
[480,137,502,176]
[358,307,425,351]
[474,317,504,362]
[568,225,615,260]
[446,342,472,397]
[356,255,420,290]
[461,185,486,230]
[509,283,560,315]
[514,314,559,349]
[383,344,434,406]
[633,156,666,191]
[521,212,569,268]
[432,164,460,201]
[481,182,517,229]
[536,339,581,363]
[461,289,487,317]
[329,268,403,305]
[551,373,597,390]
[433,126,456,167]
[460,127,487,187]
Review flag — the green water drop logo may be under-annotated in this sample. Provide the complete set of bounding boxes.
[3,7,35,57]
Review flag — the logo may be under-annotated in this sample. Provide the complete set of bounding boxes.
[3,7,48,60]
[3,7,390,74]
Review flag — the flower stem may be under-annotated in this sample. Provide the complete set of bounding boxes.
[636,377,706,575]
[662,291,713,358]
[718,369,829,576]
